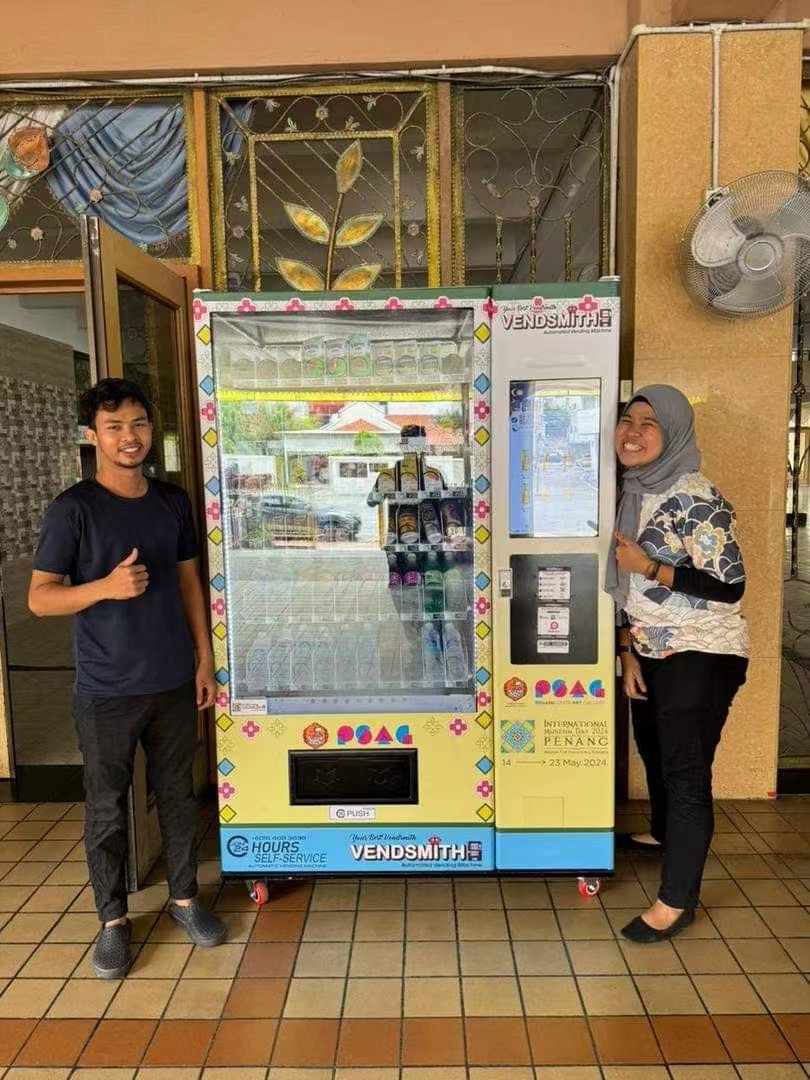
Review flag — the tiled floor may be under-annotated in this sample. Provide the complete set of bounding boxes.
[4,802,810,1077]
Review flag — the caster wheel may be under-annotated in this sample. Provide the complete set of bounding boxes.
[248,880,269,907]
[577,877,601,898]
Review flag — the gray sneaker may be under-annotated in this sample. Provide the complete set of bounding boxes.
[93,919,132,979]
[169,898,228,947]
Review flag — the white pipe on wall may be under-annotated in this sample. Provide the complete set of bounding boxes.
[607,20,809,276]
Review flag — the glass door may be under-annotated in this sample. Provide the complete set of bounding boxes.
[81,215,203,890]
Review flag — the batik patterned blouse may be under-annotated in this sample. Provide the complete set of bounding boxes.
[624,472,749,659]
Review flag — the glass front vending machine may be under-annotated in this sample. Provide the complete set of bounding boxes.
[192,283,619,903]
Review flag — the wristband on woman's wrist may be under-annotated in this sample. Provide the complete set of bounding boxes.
[644,560,660,581]
[618,645,632,654]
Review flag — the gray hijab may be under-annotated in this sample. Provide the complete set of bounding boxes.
[605,384,701,609]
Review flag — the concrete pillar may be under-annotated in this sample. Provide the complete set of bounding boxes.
[618,27,803,798]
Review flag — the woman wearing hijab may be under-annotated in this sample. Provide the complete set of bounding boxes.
[605,386,749,943]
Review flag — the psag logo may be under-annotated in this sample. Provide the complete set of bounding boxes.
[336,724,413,746]
[503,677,527,702]
[535,679,605,701]
[303,722,328,748]
[226,835,249,858]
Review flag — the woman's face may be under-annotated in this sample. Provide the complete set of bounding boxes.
[615,401,664,468]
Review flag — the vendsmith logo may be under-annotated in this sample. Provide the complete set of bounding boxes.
[501,296,613,332]
[337,724,413,746]
[535,678,605,702]
[351,835,482,863]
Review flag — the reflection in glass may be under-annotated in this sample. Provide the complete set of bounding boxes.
[509,378,601,538]
[212,309,476,715]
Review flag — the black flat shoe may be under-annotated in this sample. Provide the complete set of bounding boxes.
[169,898,228,947]
[621,908,695,943]
[93,919,132,979]
[617,833,665,855]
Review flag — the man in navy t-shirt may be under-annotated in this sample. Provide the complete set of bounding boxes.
[30,378,227,979]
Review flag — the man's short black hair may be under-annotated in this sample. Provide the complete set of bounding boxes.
[80,378,153,428]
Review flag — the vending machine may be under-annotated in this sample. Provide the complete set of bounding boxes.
[192,282,619,901]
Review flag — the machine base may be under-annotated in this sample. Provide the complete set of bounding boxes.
[495,828,614,872]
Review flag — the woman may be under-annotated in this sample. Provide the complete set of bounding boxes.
[605,385,749,943]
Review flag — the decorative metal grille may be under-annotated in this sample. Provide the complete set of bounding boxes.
[211,85,439,292]
[0,91,196,263]
[454,82,607,285]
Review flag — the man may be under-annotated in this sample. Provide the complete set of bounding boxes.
[29,378,227,979]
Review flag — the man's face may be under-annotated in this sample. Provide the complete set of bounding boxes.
[86,398,153,471]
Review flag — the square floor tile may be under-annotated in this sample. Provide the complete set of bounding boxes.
[404,977,462,1017]
[456,910,508,941]
[48,979,118,1018]
[13,1018,95,1066]
[774,1013,810,1058]
[182,944,244,980]
[283,978,345,1018]
[18,944,87,979]
[577,976,643,1016]
[354,911,403,942]
[587,1017,663,1066]
[735,1066,808,1080]
[0,914,61,944]
[302,912,355,942]
[0,979,63,1017]
[700,880,750,907]
[22,887,82,914]
[458,941,513,976]
[462,976,521,1016]
[343,978,402,1018]
[520,976,582,1016]
[692,974,766,1013]
[506,910,561,941]
[738,879,801,906]
[0,1019,37,1066]
[674,939,741,974]
[0,945,37,978]
[465,1017,531,1066]
[526,1016,597,1065]
[141,1020,217,1066]
[513,941,570,976]
[252,911,306,942]
[294,942,351,978]
[165,979,231,1019]
[336,1018,401,1067]
[557,910,613,940]
[206,1019,277,1066]
[500,882,551,909]
[405,881,454,910]
[707,908,773,938]
[634,975,705,1014]
[666,1065,738,1078]
[128,946,191,980]
[650,1016,729,1064]
[358,882,405,910]
[712,1015,795,1062]
[760,908,810,937]
[107,981,177,1021]
[348,941,402,978]
[309,882,359,911]
[749,972,810,1012]
[567,941,626,976]
[401,1018,465,1066]
[236,942,297,979]
[406,912,456,942]
[619,940,684,975]
[454,883,503,910]
[728,937,797,973]
[406,941,458,977]
[223,978,287,1018]
[272,1018,339,1067]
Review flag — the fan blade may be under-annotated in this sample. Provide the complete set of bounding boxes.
[711,270,788,314]
[766,189,810,243]
[691,197,748,268]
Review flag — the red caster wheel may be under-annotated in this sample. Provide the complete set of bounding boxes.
[248,880,269,907]
[577,877,601,898]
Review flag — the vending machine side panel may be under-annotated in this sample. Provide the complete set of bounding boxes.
[490,283,620,875]
[192,288,497,877]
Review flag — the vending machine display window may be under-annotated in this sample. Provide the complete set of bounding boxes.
[211,308,477,716]
[509,378,601,538]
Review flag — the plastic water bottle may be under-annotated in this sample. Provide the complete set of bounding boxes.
[267,633,292,692]
[401,624,423,685]
[245,640,268,694]
[443,553,467,616]
[443,624,469,683]
[313,629,335,690]
[423,552,444,615]
[401,553,422,619]
[421,623,445,685]
[291,635,314,691]
[356,624,380,684]
[334,632,358,688]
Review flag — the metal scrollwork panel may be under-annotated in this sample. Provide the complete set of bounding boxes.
[0,90,196,264]
[454,82,607,286]
[211,85,440,292]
